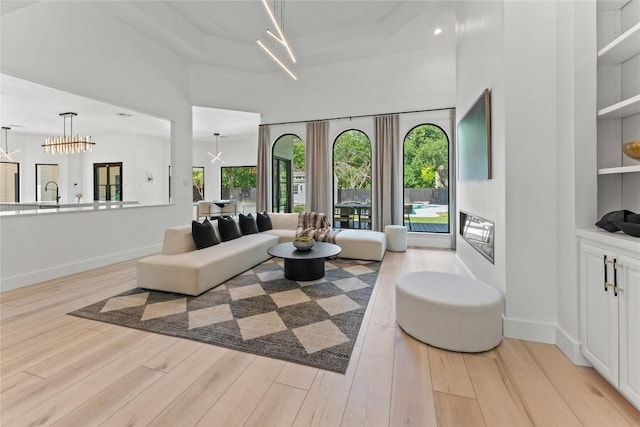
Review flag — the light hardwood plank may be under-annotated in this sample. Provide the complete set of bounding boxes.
[390,326,437,427]
[368,264,398,328]
[6,334,175,427]
[0,371,42,398]
[22,326,133,378]
[275,362,319,390]
[101,344,227,427]
[463,353,533,427]
[0,318,87,363]
[244,382,307,427]
[434,391,486,427]
[148,350,255,427]
[142,338,202,372]
[52,366,164,427]
[1,311,79,343]
[0,329,149,423]
[577,366,640,426]
[525,341,633,427]
[1,327,102,378]
[292,344,363,427]
[428,346,476,399]
[495,338,581,426]
[341,323,395,427]
[196,356,286,427]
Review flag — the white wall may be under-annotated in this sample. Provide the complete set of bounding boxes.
[555,1,597,363]
[454,0,507,295]
[190,48,456,124]
[0,1,192,290]
[455,0,559,343]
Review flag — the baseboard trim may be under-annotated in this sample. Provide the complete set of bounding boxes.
[0,244,161,292]
[453,254,474,278]
[407,232,453,249]
[556,325,591,366]
[503,317,556,344]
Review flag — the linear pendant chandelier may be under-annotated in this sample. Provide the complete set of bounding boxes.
[257,0,297,80]
[42,112,95,154]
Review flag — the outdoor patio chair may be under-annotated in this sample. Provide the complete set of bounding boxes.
[334,206,354,228]
[358,206,372,230]
[404,204,413,231]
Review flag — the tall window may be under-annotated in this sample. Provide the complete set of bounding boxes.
[333,130,371,229]
[221,166,257,214]
[272,134,305,213]
[36,164,59,202]
[0,162,20,202]
[94,162,122,201]
[403,124,450,233]
[192,166,204,202]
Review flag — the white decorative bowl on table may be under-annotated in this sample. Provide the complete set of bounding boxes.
[292,240,314,251]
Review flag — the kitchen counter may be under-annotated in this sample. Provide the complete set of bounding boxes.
[0,201,141,216]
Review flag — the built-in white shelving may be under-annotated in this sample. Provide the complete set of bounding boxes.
[598,94,640,119]
[595,0,640,216]
[598,22,640,64]
[598,165,640,175]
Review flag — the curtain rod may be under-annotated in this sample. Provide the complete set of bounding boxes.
[261,106,455,127]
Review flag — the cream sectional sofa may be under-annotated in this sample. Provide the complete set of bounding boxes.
[264,213,386,261]
[137,213,386,296]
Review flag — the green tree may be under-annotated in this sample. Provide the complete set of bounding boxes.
[293,140,305,171]
[333,130,371,189]
[222,166,256,201]
[404,125,448,189]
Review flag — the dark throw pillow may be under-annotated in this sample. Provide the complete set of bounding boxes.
[217,216,241,242]
[239,213,259,235]
[191,219,219,249]
[256,211,273,232]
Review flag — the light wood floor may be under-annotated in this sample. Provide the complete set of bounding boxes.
[1,248,639,427]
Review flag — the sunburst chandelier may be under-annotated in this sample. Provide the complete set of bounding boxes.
[42,112,95,154]
[207,132,226,164]
[1,127,20,161]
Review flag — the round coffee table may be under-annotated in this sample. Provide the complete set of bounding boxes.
[267,242,342,281]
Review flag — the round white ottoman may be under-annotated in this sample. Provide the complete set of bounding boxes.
[396,271,503,352]
[385,225,407,252]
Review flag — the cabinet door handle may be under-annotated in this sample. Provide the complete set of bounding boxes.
[613,258,619,296]
[603,255,608,291]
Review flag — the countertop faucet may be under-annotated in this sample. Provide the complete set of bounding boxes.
[44,181,61,203]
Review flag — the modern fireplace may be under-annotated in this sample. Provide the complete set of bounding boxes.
[459,211,495,263]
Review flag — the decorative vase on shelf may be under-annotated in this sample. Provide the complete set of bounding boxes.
[622,141,640,160]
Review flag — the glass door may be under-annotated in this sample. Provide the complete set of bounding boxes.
[0,162,20,202]
[94,162,122,201]
[272,157,292,212]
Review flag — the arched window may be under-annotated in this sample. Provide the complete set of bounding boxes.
[403,124,450,233]
[272,134,305,213]
[332,130,372,229]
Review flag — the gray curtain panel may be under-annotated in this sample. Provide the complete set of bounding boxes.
[306,120,330,215]
[256,125,270,212]
[373,114,402,230]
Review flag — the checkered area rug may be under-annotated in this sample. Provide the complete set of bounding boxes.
[69,257,380,373]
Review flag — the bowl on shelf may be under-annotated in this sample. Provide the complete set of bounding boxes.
[611,221,640,238]
[292,237,314,251]
[623,141,640,160]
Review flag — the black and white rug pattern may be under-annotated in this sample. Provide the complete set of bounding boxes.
[69,257,380,373]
